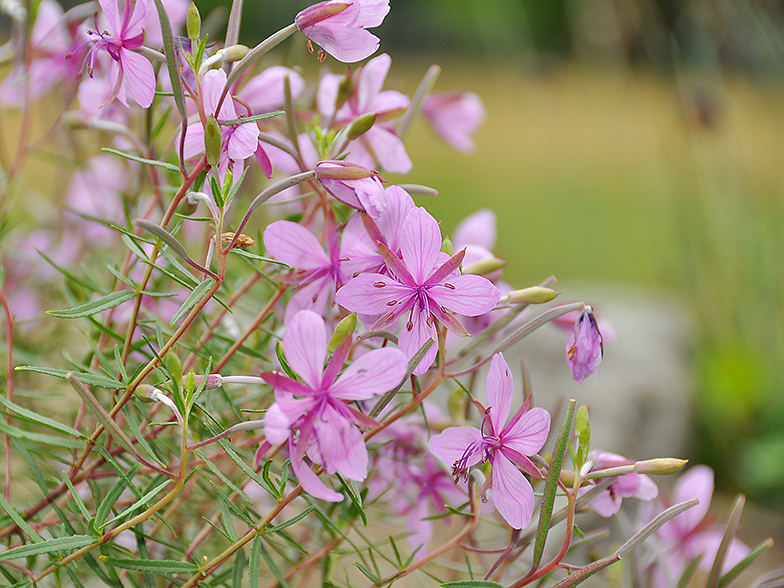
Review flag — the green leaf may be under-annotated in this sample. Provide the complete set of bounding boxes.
[96,473,131,529]
[532,399,575,570]
[101,557,198,574]
[0,492,44,542]
[218,111,284,125]
[441,582,505,588]
[171,278,213,326]
[0,396,85,439]
[718,539,773,588]
[259,540,292,588]
[0,420,85,448]
[229,248,290,268]
[15,366,122,389]
[249,536,261,588]
[110,480,172,527]
[265,506,315,535]
[0,535,95,561]
[102,148,180,173]
[47,291,136,319]
[335,473,367,526]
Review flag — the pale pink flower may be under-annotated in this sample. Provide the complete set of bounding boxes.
[182,69,266,182]
[315,161,387,218]
[143,0,189,47]
[84,0,157,108]
[261,310,407,501]
[0,0,77,107]
[580,450,658,518]
[336,207,500,375]
[295,0,389,63]
[565,306,603,383]
[429,353,551,529]
[318,53,411,173]
[262,221,347,323]
[238,66,305,114]
[644,466,750,588]
[422,91,486,154]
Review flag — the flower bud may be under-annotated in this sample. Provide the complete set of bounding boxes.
[463,257,506,276]
[447,388,466,424]
[634,458,688,476]
[559,470,577,487]
[185,374,223,390]
[315,160,375,181]
[566,305,603,383]
[441,237,453,257]
[328,313,357,352]
[204,115,222,168]
[346,113,376,141]
[507,286,560,305]
[219,45,249,62]
[336,74,353,111]
[134,384,160,403]
[295,1,351,29]
[187,2,201,41]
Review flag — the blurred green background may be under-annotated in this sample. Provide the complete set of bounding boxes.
[6,0,784,509]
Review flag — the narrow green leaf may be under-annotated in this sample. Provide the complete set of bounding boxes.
[15,366,122,389]
[229,248,290,267]
[135,219,191,264]
[532,399,575,570]
[0,535,95,561]
[63,474,93,521]
[353,561,381,585]
[0,492,43,542]
[219,111,284,125]
[678,556,704,588]
[232,546,245,588]
[102,148,180,173]
[47,291,136,319]
[0,420,84,448]
[0,396,85,439]
[265,506,315,535]
[110,480,171,527]
[718,539,773,588]
[218,439,278,499]
[548,554,621,588]
[96,475,129,529]
[249,536,261,588]
[706,494,745,588]
[259,539,292,588]
[171,278,213,326]
[101,557,198,574]
[335,473,367,526]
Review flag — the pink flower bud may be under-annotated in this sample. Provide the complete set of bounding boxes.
[565,306,603,383]
[315,161,387,218]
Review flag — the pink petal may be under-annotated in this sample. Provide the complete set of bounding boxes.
[309,24,381,63]
[263,220,330,270]
[671,465,714,536]
[406,498,433,557]
[428,426,482,468]
[335,273,409,315]
[316,71,342,118]
[98,0,121,33]
[378,186,415,249]
[501,407,550,456]
[119,48,155,108]
[452,209,497,251]
[353,175,388,219]
[588,488,623,518]
[686,530,750,573]
[290,440,344,502]
[486,353,512,435]
[429,274,500,317]
[399,307,438,376]
[332,348,407,400]
[357,53,391,112]
[255,142,273,178]
[226,121,259,161]
[123,0,148,38]
[399,207,441,284]
[284,276,332,324]
[368,90,409,118]
[313,407,368,480]
[363,127,412,174]
[263,402,290,446]
[283,310,326,390]
[491,452,534,529]
[239,66,305,112]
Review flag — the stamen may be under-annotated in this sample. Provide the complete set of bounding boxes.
[373,281,385,288]
[386,300,397,306]
[444,283,455,289]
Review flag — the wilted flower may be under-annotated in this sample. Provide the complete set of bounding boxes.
[429,353,551,529]
[566,305,604,383]
[295,0,389,63]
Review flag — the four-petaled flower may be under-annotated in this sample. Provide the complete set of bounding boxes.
[428,353,550,529]
[261,310,407,501]
[581,450,658,518]
[295,0,389,63]
[84,0,156,108]
[336,206,500,374]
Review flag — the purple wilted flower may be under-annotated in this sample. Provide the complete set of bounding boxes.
[315,161,387,218]
[182,68,266,182]
[336,207,500,375]
[318,53,411,173]
[261,310,407,501]
[429,353,551,529]
[580,450,658,518]
[641,466,750,588]
[263,221,347,323]
[83,0,156,108]
[422,91,486,154]
[566,305,604,383]
[295,0,389,63]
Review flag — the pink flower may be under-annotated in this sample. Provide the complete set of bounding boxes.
[143,0,189,48]
[261,310,407,501]
[428,353,551,529]
[238,66,305,114]
[318,54,411,173]
[0,0,77,107]
[315,161,387,218]
[336,207,500,375]
[182,69,266,182]
[423,91,486,154]
[262,221,347,323]
[295,0,389,63]
[84,0,156,108]
[566,305,603,383]
[644,466,750,587]
[581,450,658,518]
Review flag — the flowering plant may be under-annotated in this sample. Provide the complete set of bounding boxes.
[0,0,774,586]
